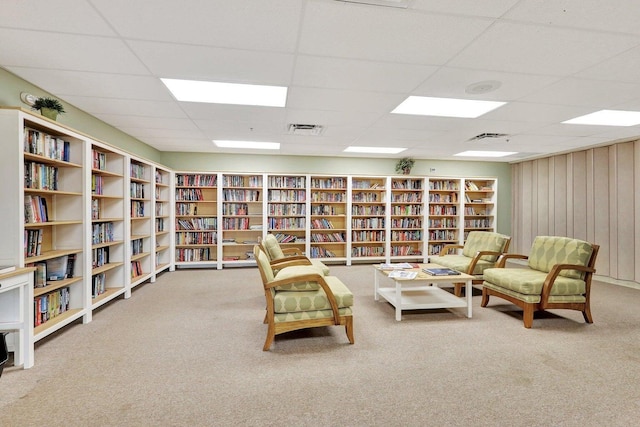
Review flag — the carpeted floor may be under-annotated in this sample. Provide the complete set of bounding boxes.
[1,265,639,426]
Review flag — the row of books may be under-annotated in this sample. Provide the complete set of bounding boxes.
[24,195,49,223]
[130,182,145,199]
[222,189,260,202]
[24,229,43,258]
[391,193,422,203]
[311,204,343,215]
[92,222,115,244]
[24,161,59,191]
[391,179,422,190]
[175,231,217,245]
[29,254,76,288]
[268,217,305,230]
[176,174,217,187]
[24,128,71,162]
[267,176,306,189]
[176,188,205,201]
[92,149,107,170]
[222,175,262,188]
[34,287,70,327]
[310,177,346,189]
[175,248,213,262]
[268,204,306,216]
[267,189,306,202]
[130,163,146,180]
[176,217,217,230]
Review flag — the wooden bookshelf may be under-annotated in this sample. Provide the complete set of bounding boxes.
[427,178,461,256]
[389,177,426,262]
[267,174,307,254]
[350,176,387,262]
[309,176,348,261]
[174,172,218,267]
[463,178,497,240]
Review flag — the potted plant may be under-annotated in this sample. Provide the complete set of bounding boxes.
[395,157,415,175]
[32,97,65,121]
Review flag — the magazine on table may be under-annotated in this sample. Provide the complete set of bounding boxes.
[422,267,461,276]
[379,262,416,270]
[388,270,418,279]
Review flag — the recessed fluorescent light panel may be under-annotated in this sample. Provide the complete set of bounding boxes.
[562,109,640,126]
[161,78,287,107]
[344,146,406,154]
[213,140,280,150]
[454,151,516,158]
[392,96,506,118]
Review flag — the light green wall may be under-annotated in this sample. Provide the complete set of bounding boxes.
[0,67,161,162]
[1,66,512,235]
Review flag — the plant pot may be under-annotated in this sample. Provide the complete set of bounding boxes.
[40,108,59,121]
[402,168,411,175]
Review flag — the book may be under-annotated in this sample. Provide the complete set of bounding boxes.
[423,267,461,276]
[0,265,16,274]
[379,262,414,270]
[46,256,68,281]
[388,270,418,279]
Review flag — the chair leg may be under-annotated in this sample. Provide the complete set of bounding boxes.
[583,305,594,324]
[480,289,490,307]
[523,304,534,328]
[345,316,355,344]
[263,322,276,351]
[453,283,463,297]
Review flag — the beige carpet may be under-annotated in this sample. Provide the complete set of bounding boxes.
[1,265,639,427]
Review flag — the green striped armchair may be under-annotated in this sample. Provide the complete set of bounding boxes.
[437,231,511,296]
[481,236,599,328]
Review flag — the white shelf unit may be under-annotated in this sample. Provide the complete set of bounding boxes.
[153,165,173,277]
[309,175,348,263]
[0,108,89,342]
[89,143,126,310]
[389,176,427,262]
[221,173,264,267]
[349,176,388,263]
[463,178,497,241]
[266,174,307,255]
[174,172,219,268]
[427,178,462,256]
[128,158,153,290]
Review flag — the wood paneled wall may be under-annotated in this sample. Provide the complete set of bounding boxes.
[511,140,639,282]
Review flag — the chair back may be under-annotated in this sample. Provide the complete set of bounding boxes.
[262,234,285,261]
[254,245,275,285]
[527,236,595,279]
[462,231,511,262]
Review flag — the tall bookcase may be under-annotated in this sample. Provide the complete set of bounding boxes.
[389,177,425,261]
[128,158,153,289]
[463,178,497,241]
[89,143,126,310]
[174,173,218,267]
[0,109,88,341]
[427,178,461,256]
[221,173,264,266]
[350,176,387,262]
[309,175,348,262]
[153,166,172,276]
[267,175,307,254]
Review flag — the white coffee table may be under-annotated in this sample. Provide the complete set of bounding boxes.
[374,263,474,321]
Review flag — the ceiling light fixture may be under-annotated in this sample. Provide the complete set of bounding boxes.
[465,80,502,95]
[162,78,287,107]
[562,109,640,126]
[213,140,280,150]
[344,146,407,154]
[454,150,516,158]
[391,96,506,118]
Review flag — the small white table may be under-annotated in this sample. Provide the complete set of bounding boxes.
[374,263,474,321]
[0,268,35,369]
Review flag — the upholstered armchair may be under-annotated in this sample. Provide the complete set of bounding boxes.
[436,231,511,296]
[260,233,330,276]
[254,245,354,350]
[481,236,599,328]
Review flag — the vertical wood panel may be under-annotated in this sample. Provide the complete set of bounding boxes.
[609,145,619,277]
[616,142,635,280]
[571,151,587,240]
[520,161,534,252]
[511,164,521,252]
[592,147,610,276]
[548,157,555,236]
[536,158,549,235]
[554,155,568,237]
[636,141,640,283]
[586,150,595,243]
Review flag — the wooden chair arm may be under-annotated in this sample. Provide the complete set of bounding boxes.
[495,253,528,268]
[281,248,303,256]
[266,273,341,324]
[466,250,503,274]
[439,244,464,256]
[540,264,596,306]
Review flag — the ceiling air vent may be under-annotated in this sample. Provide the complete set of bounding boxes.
[467,133,510,142]
[287,124,325,136]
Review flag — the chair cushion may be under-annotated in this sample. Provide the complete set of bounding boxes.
[527,236,593,279]
[263,234,285,260]
[310,260,331,276]
[274,307,353,323]
[273,266,322,291]
[273,276,354,313]
[483,267,586,297]
[435,254,496,275]
[462,231,510,262]
[256,247,274,282]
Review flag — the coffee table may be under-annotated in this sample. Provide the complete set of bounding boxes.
[374,263,474,321]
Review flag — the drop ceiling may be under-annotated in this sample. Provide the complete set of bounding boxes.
[3,0,640,162]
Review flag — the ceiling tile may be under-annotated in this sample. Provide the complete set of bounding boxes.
[411,0,521,17]
[298,1,493,64]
